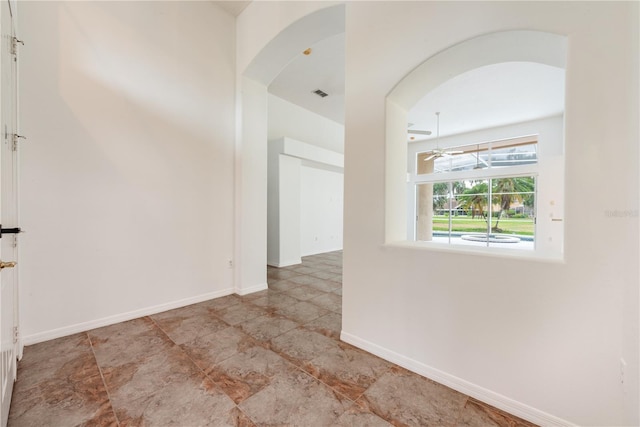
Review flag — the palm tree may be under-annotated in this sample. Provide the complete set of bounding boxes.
[457,182,488,220]
[491,177,534,231]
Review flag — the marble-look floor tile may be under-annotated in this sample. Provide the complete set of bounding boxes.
[101,344,201,409]
[249,292,300,312]
[88,317,173,368]
[17,333,89,371]
[267,279,302,292]
[308,279,341,293]
[267,268,301,281]
[16,344,100,391]
[288,274,325,286]
[238,369,351,426]
[275,300,329,323]
[208,345,295,404]
[151,305,228,345]
[308,292,342,314]
[116,374,236,426]
[180,326,256,373]
[458,398,538,427]
[303,312,342,339]
[303,342,392,400]
[238,313,300,342]
[215,302,268,326]
[9,373,115,427]
[360,366,468,426]
[269,328,341,367]
[200,294,244,311]
[283,284,326,301]
[335,402,393,427]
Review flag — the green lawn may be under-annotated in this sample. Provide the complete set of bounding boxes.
[432,215,535,235]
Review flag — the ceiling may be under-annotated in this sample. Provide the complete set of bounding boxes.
[212,1,252,17]
[269,33,346,124]
[408,62,565,142]
[267,35,565,138]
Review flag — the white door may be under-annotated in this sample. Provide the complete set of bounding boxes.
[0,0,19,425]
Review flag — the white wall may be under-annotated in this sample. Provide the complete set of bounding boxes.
[267,94,344,262]
[267,137,343,266]
[341,2,638,427]
[300,164,343,256]
[19,1,237,342]
[268,94,344,153]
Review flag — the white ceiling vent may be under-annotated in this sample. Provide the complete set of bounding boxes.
[313,89,329,98]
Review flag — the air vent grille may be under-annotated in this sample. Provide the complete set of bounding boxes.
[313,89,329,98]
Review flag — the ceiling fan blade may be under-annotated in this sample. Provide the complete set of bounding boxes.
[446,150,464,154]
[424,154,437,161]
[408,130,432,135]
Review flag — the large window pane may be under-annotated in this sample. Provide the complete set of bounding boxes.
[414,177,535,250]
[488,176,535,249]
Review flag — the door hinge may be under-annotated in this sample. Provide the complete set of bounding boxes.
[11,37,23,56]
[13,326,18,344]
[12,134,26,151]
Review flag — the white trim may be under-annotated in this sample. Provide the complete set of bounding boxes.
[235,282,268,296]
[301,247,343,257]
[413,164,539,184]
[267,259,301,268]
[22,288,235,345]
[384,240,564,263]
[340,331,575,427]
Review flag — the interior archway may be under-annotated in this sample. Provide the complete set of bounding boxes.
[235,4,345,293]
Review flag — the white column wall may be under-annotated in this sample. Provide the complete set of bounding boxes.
[268,94,344,154]
[300,165,343,256]
[342,2,638,426]
[18,1,237,342]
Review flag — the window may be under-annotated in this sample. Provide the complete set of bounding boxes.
[413,138,538,251]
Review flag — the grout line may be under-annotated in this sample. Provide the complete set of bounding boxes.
[86,332,121,427]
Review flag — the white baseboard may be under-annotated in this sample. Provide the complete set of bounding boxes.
[235,282,268,296]
[267,259,301,268]
[301,247,343,257]
[23,288,235,346]
[340,331,575,427]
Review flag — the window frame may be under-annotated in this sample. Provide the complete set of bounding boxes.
[411,137,539,251]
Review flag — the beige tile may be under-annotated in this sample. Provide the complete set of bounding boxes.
[180,326,256,373]
[335,403,393,427]
[275,300,329,323]
[303,312,342,340]
[361,366,468,425]
[116,374,236,426]
[9,373,114,427]
[151,307,228,345]
[88,318,173,368]
[458,398,538,427]
[101,344,200,409]
[238,313,300,342]
[270,328,341,367]
[207,345,295,403]
[283,285,326,301]
[303,342,391,401]
[308,292,342,314]
[215,302,268,326]
[238,369,351,426]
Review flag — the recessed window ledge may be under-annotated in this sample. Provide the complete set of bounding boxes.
[383,240,565,264]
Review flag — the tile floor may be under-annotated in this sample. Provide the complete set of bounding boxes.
[8,251,537,426]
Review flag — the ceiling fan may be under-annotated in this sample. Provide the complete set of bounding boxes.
[423,112,463,161]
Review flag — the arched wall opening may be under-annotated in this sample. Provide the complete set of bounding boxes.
[235,4,345,293]
[385,30,567,260]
